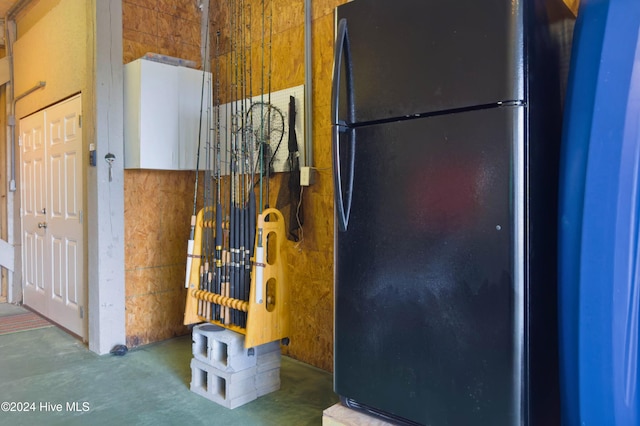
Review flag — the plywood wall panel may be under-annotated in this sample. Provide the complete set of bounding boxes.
[126,284,188,347]
[122,0,346,369]
[123,35,156,65]
[123,0,205,348]
[124,170,193,269]
[158,12,200,46]
[270,24,305,92]
[286,0,349,371]
[123,0,201,68]
[271,0,304,38]
[124,168,195,347]
[312,0,344,20]
[123,1,159,35]
[205,0,342,371]
[245,0,345,370]
[311,11,339,207]
[158,0,200,20]
[283,247,335,371]
[124,0,157,8]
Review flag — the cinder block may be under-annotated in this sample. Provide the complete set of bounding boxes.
[254,340,281,397]
[257,350,281,373]
[190,358,257,409]
[256,367,281,397]
[192,324,256,372]
[253,340,281,355]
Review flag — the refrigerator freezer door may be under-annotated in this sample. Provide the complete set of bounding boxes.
[334,106,523,425]
[336,0,524,124]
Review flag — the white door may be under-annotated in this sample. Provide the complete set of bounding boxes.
[21,111,47,315]
[21,95,85,338]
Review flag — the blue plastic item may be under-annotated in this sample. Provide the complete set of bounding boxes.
[559,0,640,424]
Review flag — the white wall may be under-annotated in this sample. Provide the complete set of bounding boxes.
[13,0,87,116]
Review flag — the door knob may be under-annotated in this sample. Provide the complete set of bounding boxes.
[40,208,46,214]
[38,222,47,229]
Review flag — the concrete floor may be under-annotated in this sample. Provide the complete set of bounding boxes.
[0,304,338,426]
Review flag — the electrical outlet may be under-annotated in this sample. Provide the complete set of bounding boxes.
[300,166,316,186]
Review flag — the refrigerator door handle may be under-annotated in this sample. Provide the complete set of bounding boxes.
[332,18,355,232]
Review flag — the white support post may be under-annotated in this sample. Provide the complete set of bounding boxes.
[87,0,126,354]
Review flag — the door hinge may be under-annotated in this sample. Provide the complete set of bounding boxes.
[79,306,84,319]
[78,114,82,128]
[18,135,22,146]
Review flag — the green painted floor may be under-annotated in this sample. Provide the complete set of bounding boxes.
[0,304,338,426]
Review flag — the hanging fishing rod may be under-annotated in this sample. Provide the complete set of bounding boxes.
[200,75,213,320]
[244,2,257,328]
[248,4,275,205]
[228,2,235,325]
[213,29,223,322]
[185,4,212,293]
[252,0,272,307]
[229,0,248,326]
[259,0,265,214]
[228,0,236,326]
[238,0,247,326]
[203,59,219,321]
[231,0,241,326]
[251,0,265,308]
[220,0,235,326]
[238,0,249,328]
[202,9,220,321]
[265,8,274,209]
[188,0,281,327]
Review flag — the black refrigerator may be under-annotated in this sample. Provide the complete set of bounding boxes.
[331,1,566,425]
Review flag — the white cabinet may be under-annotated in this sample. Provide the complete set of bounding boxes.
[124,59,210,170]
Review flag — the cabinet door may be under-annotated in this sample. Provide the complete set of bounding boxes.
[138,60,180,169]
[124,59,179,169]
[178,66,210,170]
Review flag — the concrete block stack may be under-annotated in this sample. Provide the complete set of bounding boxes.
[189,323,282,409]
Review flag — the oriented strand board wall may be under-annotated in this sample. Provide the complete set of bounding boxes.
[121,0,344,369]
[277,0,346,372]
[209,0,345,371]
[123,0,202,67]
[122,0,202,347]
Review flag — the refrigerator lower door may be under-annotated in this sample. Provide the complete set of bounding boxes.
[334,106,524,425]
